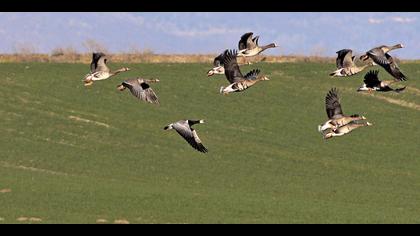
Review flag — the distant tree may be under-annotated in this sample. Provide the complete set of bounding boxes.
[82,39,108,53]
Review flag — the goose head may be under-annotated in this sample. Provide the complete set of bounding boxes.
[324,132,334,139]
[381,44,404,53]
[207,66,224,77]
[258,75,270,81]
[117,84,126,91]
[164,124,173,130]
[360,54,369,61]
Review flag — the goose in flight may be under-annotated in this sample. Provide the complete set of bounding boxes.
[330,49,372,77]
[357,70,406,93]
[323,121,372,139]
[236,32,277,64]
[83,52,130,86]
[220,49,269,95]
[207,52,226,77]
[164,119,208,153]
[360,44,407,81]
[117,78,160,104]
[318,88,367,132]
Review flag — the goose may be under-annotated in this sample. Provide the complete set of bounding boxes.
[323,121,372,139]
[236,32,277,64]
[83,52,130,86]
[117,78,160,104]
[219,49,269,95]
[330,49,372,77]
[360,44,407,81]
[207,52,226,77]
[360,44,404,62]
[318,88,366,132]
[164,119,208,153]
[357,70,406,93]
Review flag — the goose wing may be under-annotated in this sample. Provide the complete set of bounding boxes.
[238,32,256,50]
[173,122,208,153]
[244,69,261,80]
[252,35,260,46]
[94,54,110,73]
[213,52,225,67]
[90,52,106,72]
[367,48,390,67]
[363,70,381,88]
[325,88,344,119]
[222,49,244,83]
[123,79,159,104]
[336,49,354,68]
[383,53,407,81]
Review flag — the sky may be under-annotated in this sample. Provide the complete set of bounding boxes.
[0,12,419,59]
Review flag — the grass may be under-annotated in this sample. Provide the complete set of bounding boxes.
[0,62,419,223]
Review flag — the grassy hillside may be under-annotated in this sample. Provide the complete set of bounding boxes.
[0,62,419,223]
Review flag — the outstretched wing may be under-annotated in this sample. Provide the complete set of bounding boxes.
[336,49,354,68]
[367,48,390,67]
[325,88,344,119]
[123,79,159,105]
[383,53,407,81]
[90,52,106,72]
[93,53,110,73]
[222,49,244,83]
[363,70,381,88]
[244,69,261,80]
[213,52,225,67]
[238,32,255,50]
[173,123,208,153]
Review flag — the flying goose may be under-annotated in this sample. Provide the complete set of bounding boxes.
[83,52,130,86]
[360,44,407,81]
[318,88,366,132]
[207,52,226,77]
[220,49,269,95]
[357,70,406,93]
[236,32,277,64]
[164,119,208,153]
[323,121,372,139]
[330,49,372,77]
[117,78,160,104]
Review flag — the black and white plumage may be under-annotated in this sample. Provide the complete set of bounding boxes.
[357,70,406,93]
[383,53,408,81]
[360,44,407,81]
[117,78,160,105]
[164,119,208,153]
[207,51,226,77]
[220,49,269,94]
[238,32,259,51]
[329,49,371,77]
[83,52,130,86]
[236,32,277,59]
[318,88,366,132]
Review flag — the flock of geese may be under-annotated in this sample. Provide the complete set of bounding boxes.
[82,32,409,152]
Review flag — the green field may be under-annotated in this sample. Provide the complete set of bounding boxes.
[0,62,419,223]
